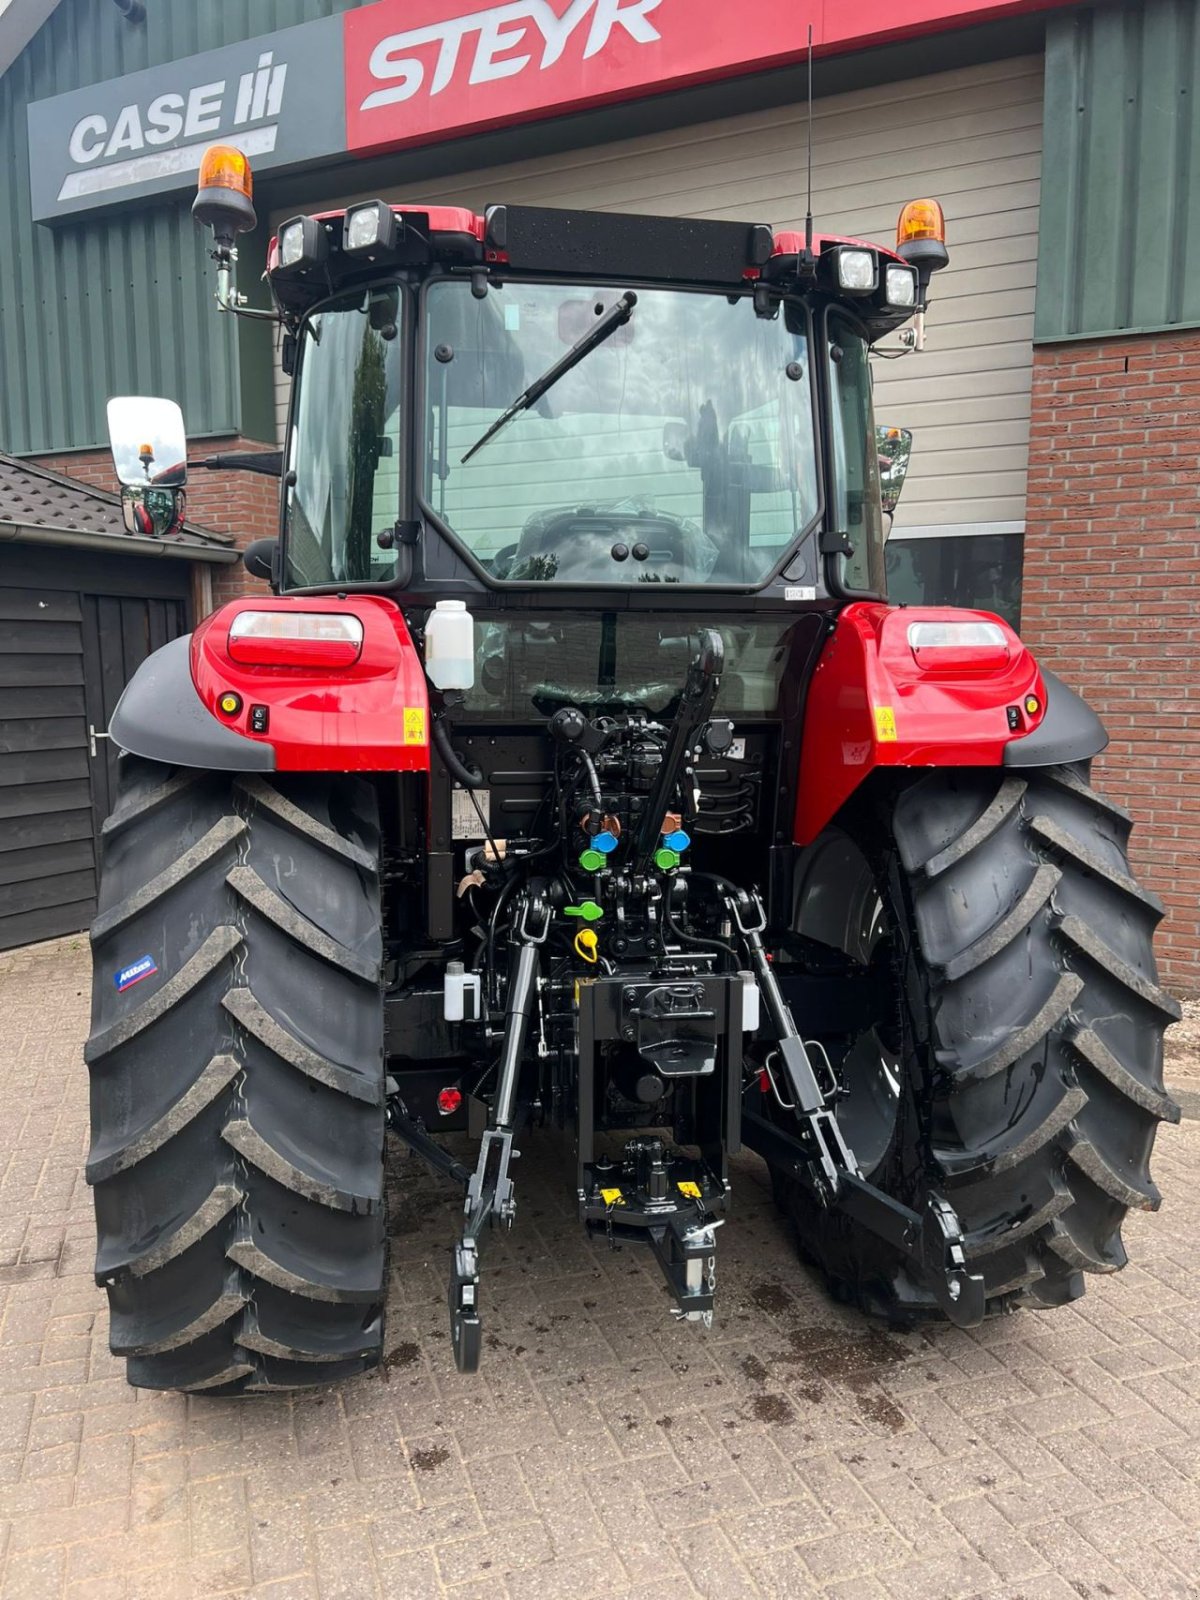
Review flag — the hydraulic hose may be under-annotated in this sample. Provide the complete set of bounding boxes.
[663,896,737,965]
[432,715,486,789]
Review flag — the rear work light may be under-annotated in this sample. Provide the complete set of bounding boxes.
[884,263,917,307]
[834,247,877,294]
[344,200,400,255]
[227,611,364,667]
[907,620,1009,670]
[276,215,328,273]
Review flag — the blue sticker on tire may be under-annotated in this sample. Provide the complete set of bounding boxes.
[114,954,158,992]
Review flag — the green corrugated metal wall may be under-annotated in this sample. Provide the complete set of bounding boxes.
[1035,0,1200,342]
[0,0,365,456]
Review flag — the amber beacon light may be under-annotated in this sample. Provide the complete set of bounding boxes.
[896,197,945,248]
[894,198,949,350]
[192,144,257,249]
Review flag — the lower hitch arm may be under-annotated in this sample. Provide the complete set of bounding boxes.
[450,890,549,1372]
[724,887,985,1329]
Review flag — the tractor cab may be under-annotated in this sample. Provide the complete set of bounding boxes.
[194,143,942,611]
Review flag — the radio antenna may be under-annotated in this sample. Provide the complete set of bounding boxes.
[802,24,815,269]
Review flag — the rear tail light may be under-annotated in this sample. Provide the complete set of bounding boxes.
[227,610,364,667]
[907,620,1010,671]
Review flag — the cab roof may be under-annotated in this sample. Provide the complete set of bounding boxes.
[266,201,915,338]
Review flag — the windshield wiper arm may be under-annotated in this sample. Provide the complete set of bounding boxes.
[461,290,637,464]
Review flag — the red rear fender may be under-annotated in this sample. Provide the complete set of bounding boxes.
[794,603,1046,844]
[191,596,430,773]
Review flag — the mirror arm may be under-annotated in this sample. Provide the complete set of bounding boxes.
[194,451,283,478]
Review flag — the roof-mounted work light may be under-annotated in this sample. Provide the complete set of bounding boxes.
[884,263,917,308]
[276,215,329,275]
[344,200,401,255]
[192,144,256,250]
[832,246,878,295]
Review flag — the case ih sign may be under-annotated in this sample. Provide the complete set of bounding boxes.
[29,0,1069,221]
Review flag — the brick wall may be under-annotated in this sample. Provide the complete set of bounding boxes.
[35,435,275,611]
[1022,331,1200,995]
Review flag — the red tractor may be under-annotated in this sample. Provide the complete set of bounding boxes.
[86,145,1179,1392]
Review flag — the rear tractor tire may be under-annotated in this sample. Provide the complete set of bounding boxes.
[86,757,386,1393]
[778,762,1181,1322]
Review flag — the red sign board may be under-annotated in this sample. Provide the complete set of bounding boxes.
[344,0,1066,157]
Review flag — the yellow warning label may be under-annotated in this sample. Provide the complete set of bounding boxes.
[403,706,427,746]
[677,1181,702,1199]
[600,1187,624,1207]
[873,705,897,742]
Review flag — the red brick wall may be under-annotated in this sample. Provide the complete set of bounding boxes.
[35,436,275,611]
[1022,331,1200,995]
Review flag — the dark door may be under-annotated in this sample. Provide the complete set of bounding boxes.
[80,593,187,830]
[0,583,95,948]
[0,548,190,951]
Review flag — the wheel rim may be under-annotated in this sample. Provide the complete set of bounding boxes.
[792,828,903,1175]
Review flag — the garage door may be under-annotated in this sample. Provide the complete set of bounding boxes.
[0,549,189,951]
[274,52,1041,560]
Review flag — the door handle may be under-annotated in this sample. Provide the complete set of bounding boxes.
[88,724,111,758]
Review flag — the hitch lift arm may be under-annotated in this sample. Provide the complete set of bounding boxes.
[726,888,985,1328]
[448,890,549,1372]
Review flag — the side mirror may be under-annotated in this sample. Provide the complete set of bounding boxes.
[877,426,913,518]
[243,537,278,584]
[107,396,188,489]
[121,484,185,539]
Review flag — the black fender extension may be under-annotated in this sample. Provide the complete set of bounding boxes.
[109,635,276,772]
[1004,668,1108,767]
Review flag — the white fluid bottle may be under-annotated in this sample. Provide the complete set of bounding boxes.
[424,599,475,690]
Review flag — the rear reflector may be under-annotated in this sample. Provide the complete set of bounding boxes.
[227,610,364,667]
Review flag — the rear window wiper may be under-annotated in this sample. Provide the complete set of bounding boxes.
[461,291,637,464]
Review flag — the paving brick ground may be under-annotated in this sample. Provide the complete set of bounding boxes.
[1,935,1198,1600]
